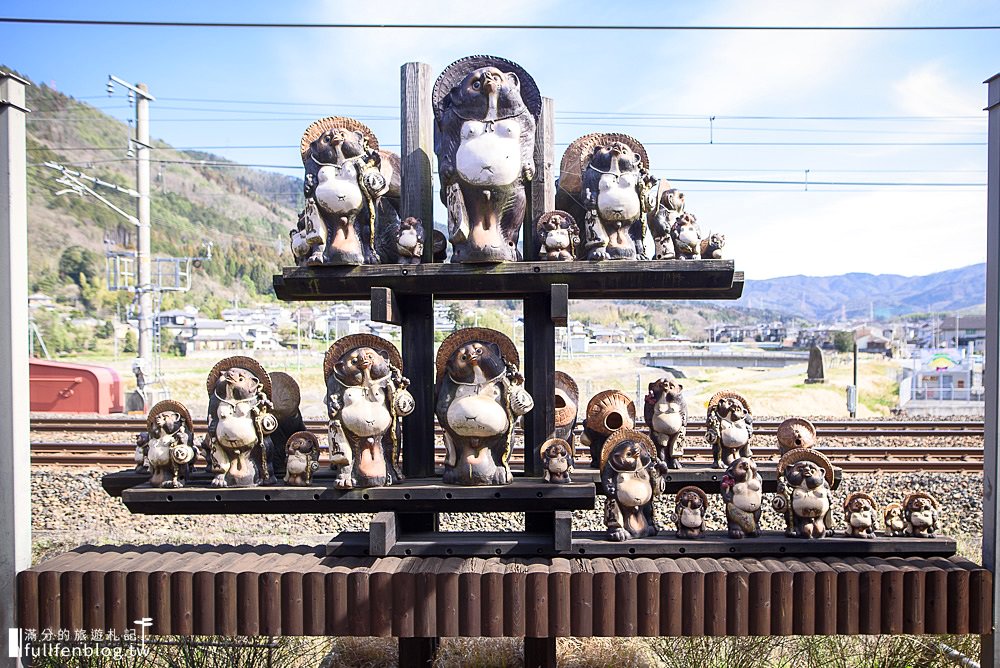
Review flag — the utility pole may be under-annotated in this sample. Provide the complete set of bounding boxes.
[0,70,31,666]
[107,75,155,410]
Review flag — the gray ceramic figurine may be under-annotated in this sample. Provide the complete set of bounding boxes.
[284,431,321,486]
[644,377,687,469]
[556,133,657,261]
[705,391,753,468]
[721,457,762,539]
[144,400,197,489]
[325,334,414,489]
[540,438,574,484]
[843,492,878,539]
[202,356,279,488]
[292,117,402,266]
[436,328,533,485]
[600,429,666,541]
[674,486,709,539]
[772,448,835,539]
[433,55,540,263]
[903,492,940,538]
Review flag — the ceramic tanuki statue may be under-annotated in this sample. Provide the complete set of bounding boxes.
[721,457,763,539]
[540,438,574,484]
[292,116,402,266]
[433,55,540,263]
[581,389,636,469]
[883,502,907,537]
[553,371,579,444]
[600,429,667,541]
[674,486,709,539]
[772,448,835,539]
[202,357,279,488]
[436,328,533,485]
[843,492,879,539]
[144,400,197,488]
[284,431,321,486]
[325,335,414,489]
[555,132,657,260]
[644,377,687,469]
[705,391,754,468]
[903,492,940,538]
[536,210,580,261]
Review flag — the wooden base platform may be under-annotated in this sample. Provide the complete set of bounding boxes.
[18,544,991,637]
[326,528,956,558]
[115,478,595,515]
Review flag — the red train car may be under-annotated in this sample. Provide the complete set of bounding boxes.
[29,359,125,414]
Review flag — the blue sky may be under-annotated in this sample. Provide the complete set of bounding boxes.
[3,1,1000,280]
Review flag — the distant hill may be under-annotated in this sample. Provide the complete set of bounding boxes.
[8,65,303,317]
[738,263,986,321]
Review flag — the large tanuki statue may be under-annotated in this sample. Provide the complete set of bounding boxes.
[202,357,279,487]
[556,132,657,260]
[772,447,835,539]
[433,55,540,263]
[324,334,414,489]
[290,116,402,266]
[600,429,667,541]
[436,328,533,485]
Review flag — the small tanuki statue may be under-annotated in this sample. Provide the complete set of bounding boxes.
[705,391,754,468]
[553,371,579,443]
[284,431,321,486]
[291,116,402,266]
[539,438,574,484]
[600,429,667,542]
[144,400,197,488]
[202,357,279,488]
[721,457,763,539]
[647,181,685,260]
[671,212,704,260]
[772,448,835,539]
[581,389,636,469]
[395,216,425,264]
[644,377,687,469]
[843,492,879,539]
[556,133,657,261]
[325,334,414,489]
[674,486,709,539]
[536,210,580,261]
[433,55,540,263]
[436,328,533,485]
[903,492,940,538]
[883,502,907,537]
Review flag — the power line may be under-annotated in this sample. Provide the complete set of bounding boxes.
[3,17,1000,30]
[29,157,986,187]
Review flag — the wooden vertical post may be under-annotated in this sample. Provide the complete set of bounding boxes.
[523,286,560,476]
[981,71,1000,668]
[400,293,435,478]
[0,70,31,665]
[524,97,555,261]
[401,62,435,264]
[399,62,437,478]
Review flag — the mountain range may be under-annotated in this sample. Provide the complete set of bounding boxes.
[738,263,986,321]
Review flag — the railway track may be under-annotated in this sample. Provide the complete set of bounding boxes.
[28,416,987,472]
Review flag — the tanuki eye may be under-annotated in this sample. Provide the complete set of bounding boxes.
[473,80,481,90]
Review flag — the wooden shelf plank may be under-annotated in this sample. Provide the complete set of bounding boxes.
[273,260,743,301]
[116,477,595,515]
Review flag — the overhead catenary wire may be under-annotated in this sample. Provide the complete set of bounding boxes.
[3,17,1000,30]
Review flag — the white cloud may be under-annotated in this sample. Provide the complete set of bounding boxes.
[893,62,984,119]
